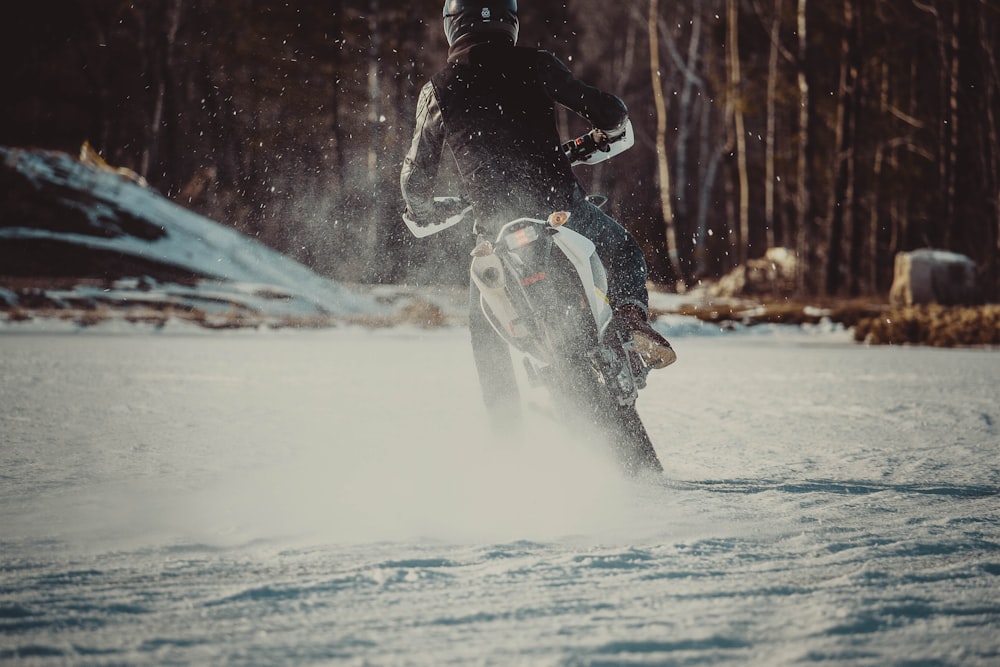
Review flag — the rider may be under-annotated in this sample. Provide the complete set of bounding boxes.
[400,0,676,432]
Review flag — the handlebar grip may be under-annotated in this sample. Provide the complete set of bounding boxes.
[562,133,601,163]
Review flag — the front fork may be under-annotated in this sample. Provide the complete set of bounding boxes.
[599,323,649,406]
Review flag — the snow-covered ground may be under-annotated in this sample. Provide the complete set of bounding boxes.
[2,323,998,666]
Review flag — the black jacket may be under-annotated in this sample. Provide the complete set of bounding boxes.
[400,36,628,232]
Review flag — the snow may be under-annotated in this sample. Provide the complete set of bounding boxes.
[2,324,998,665]
[909,248,976,266]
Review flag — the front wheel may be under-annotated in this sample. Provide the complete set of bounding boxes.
[538,312,662,475]
[563,355,662,475]
[609,401,662,475]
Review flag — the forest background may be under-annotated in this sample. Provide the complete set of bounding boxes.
[2,0,998,300]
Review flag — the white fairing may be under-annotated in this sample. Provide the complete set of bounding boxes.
[551,226,614,334]
[470,252,530,339]
[471,219,613,346]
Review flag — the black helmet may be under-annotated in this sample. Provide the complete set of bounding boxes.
[443,0,518,47]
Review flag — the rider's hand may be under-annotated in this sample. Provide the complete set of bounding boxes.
[589,128,613,153]
[591,119,628,152]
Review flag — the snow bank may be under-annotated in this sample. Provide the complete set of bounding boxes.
[1,147,383,319]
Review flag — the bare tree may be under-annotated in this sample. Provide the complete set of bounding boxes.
[912,0,959,246]
[978,0,1000,297]
[750,0,793,250]
[648,0,684,284]
[364,0,385,282]
[726,0,751,265]
[654,5,710,279]
[824,0,858,295]
[794,0,815,294]
[330,0,347,193]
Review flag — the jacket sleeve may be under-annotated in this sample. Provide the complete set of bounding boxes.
[400,81,446,223]
[536,50,628,132]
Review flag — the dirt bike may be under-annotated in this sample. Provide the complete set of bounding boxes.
[403,122,663,474]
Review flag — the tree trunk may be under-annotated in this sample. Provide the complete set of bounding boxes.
[78,6,114,158]
[726,0,751,264]
[794,0,816,294]
[656,8,710,275]
[868,62,889,294]
[365,0,385,282]
[159,1,183,188]
[824,10,846,296]
[825,0,858,296]
[982,7,1000,299]
[675,11,702,252]
[330,0,347,193]
[764,0,780,250]
[944,2,960,248]
[648,0,684,285]
[914,0,960,248]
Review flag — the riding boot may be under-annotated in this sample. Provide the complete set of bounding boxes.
[617,304,677,369]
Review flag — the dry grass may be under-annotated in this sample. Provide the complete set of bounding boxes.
[5,306,32,322]
[854,304,1000,347]
[1,287,457,332]
[345,301,449,330]
[397,300,450,328]
[75,306,112,327]
[6,276,996,348]
[660,298,886,329]
[660,296,998,348]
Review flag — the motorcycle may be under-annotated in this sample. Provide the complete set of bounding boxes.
[403,121,663,474]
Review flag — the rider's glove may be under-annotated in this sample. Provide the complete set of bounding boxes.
[589,128,612,153]
[590,119,628,152]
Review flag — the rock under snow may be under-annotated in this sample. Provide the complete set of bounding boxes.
[889,248,979,308]
[0,146,382,321]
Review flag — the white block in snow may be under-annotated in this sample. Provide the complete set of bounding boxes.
[889,249,978,307]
